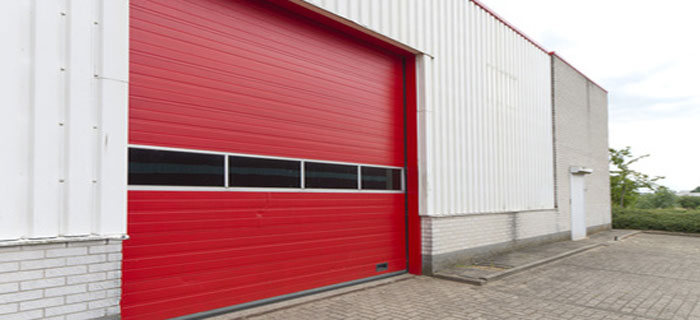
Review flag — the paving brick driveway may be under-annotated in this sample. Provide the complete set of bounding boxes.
[246,234,700,320]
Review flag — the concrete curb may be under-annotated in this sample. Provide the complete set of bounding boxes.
[614,230,643,241]
[433,273,487,286]
[434,243,604,286]
[611,229,700,240]
[482,243,604,282]
[642,230,700,238]
[205,274,414,320]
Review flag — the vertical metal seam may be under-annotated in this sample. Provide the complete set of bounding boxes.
[91,0,103,235]
[59,0,69,236]
[27,0,37,238]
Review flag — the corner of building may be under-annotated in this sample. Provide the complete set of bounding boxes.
[0,238,124,320]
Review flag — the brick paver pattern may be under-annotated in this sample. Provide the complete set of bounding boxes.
[246,234,700,320]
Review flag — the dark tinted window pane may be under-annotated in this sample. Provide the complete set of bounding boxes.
[361,167,402,190]
[129,148,224,186]
[304,162,358,189]
[229,156,300,188]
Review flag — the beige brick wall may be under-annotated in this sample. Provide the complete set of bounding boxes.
[0,240,122,320]
[552,56,612,230]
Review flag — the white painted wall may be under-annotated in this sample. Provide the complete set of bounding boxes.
[301,0,556,216]
[0,0,128,240]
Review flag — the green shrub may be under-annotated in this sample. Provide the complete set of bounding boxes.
[612,207,700,233]
[678,196,700,209]
[634,188,678,209]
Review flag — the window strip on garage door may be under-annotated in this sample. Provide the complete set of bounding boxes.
[128,145,404,193]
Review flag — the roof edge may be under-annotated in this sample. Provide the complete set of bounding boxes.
[470,0,607,93]
[469,0,549,54]
[287,0,607,93]
[550,52,608,93]
[285,0,426,56]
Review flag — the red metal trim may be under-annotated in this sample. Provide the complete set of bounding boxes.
[549,51,608,93]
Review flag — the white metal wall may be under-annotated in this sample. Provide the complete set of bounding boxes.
[302,0,555,216]
[0,0,128,240]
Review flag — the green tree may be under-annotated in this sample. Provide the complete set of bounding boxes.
[692,186,700,193]
[609,147,664,208]
[634,188,677,209]
[649,186,677,208]
[678,196,700,209]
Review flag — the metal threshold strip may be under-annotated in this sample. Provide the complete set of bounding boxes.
[171,270,407,320]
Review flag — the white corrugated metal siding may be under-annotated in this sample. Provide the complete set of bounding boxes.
[0,0,128,240]
[303,0,555,216]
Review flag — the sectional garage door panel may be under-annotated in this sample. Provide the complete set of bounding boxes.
[124,192,405,319]
[129,0,404,167]
[125,0,407,319]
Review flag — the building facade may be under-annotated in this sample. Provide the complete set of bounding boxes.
[0,0,609,319]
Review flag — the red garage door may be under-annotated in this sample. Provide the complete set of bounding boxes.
[123,0,407,319]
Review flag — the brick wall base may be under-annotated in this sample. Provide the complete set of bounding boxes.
[421,209,611,274]
[0,239,122,320]
[422,230,569,275]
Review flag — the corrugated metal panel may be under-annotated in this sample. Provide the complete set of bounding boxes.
[304,0,555,215]
[0,0,128,240]
[124,0,406,318]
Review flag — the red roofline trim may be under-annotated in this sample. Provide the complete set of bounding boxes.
[469,0,607,93]
[469,0,549,53]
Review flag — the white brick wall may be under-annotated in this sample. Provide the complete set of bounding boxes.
[422,210,564,256]
[0,240,122,320]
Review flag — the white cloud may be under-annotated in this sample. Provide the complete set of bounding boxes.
[481,0,700,191]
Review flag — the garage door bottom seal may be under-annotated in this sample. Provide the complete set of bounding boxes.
[172,270,409,320]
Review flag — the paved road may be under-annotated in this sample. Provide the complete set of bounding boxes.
[246,233,700,320]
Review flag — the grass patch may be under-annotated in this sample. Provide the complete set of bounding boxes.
[613,207,700,233]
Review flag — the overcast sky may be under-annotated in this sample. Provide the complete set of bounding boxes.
[479,0,700,191]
